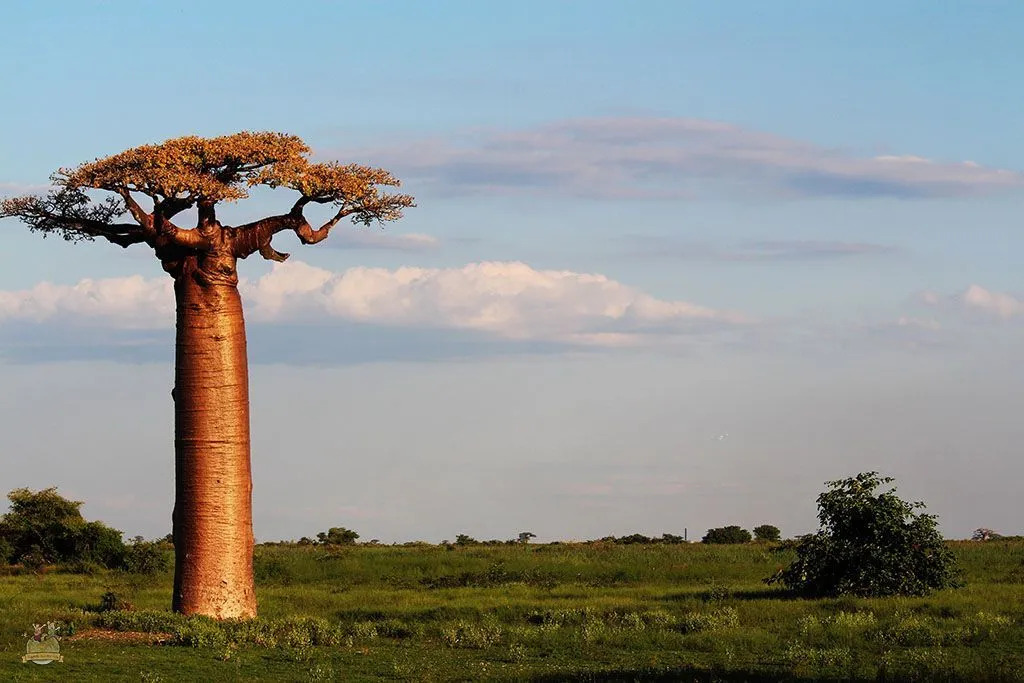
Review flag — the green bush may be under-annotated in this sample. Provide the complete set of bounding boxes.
[702,526,752,544]
[122,539,171,575]
[0,537,13,564]
[0,487,127,569]
[768,472,961,597]
[753,524,781,541]
[316,527,359,545]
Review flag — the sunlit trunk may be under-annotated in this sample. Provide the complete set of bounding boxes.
[171,259,256,618]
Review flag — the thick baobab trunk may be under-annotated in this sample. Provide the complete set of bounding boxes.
[171,259,256,619]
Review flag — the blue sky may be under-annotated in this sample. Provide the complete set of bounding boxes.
[2,1,1023,542]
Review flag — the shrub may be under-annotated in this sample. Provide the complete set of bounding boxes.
[0,537,13,564]
[173,618,229,648]
[972,528,1000,541]
[753,524,781,542]
[20,549,47,573]
[122,539,171,575]
[702,526,752,544]
[316,527,359,545]
[253,555,294,584]
[615,533,653,545]
[767,472,960,597]
[98,590,134,612]
[0,488,127,569]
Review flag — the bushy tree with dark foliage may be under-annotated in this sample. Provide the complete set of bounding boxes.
[0,488,125,569]
[317,527,360,545]
[753,524,781,542]
[702,526,752,544]
[768,472,960,597]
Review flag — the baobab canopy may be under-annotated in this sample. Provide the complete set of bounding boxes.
[1,133,414,619]
[0,131,415,262]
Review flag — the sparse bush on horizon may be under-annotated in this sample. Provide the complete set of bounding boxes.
[316,527,359,546]
[753,524,781,542]
[702,526,753,544]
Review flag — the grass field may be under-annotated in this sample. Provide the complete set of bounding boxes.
[1,540,1022,681]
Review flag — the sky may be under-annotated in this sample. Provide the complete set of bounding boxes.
[1,1,1023,543]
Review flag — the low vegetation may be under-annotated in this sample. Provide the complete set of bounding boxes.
[0,477,1016,680]
[0,539,1021,680]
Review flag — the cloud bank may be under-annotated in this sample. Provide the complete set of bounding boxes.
[0,261,744,348]
[351,117,1023,200]
[918,284,1024,321]
[960,284,1024,320]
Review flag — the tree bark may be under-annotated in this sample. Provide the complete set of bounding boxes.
[171,256,256,619]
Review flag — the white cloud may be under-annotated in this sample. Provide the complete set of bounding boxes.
[343,117,1024,200]
[916,284,1024,322]
[960,284,1024,319]
[247,261,744,344]
[0,275,173,328]
[0,261,745,347]
[895,315,941,331]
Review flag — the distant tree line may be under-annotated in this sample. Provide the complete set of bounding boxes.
[972,528,1024,542]
[0,475,992,608]
[256,528,791,547]
[701,524,781,544]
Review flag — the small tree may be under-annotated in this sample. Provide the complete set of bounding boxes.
[753,524,781,542]
[517,532,536,544]
[316,527,359,545]
[455,534,478,546]
[0,488,126,568]
[702,526,752,544]
[768,472,960,597]
[972,528,1000,541]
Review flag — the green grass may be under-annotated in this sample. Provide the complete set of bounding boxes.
[1,541,1022,681]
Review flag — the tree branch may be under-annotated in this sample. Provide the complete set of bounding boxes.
[155,215,211,250]
[1,194,152,248]
[230,213,299,261]
[116,188,156,237]
[230,205,359,261]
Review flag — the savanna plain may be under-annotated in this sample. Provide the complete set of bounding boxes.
[1,539,1022,682]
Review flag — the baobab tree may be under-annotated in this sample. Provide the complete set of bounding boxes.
[0,133,414,618]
